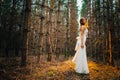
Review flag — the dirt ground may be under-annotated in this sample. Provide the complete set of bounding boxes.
[0,55,120,80]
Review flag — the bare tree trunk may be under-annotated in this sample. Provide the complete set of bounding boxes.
[0,0,1,31]
[69,0,77,55]
[108,0,114,65]
[37,0,46,63]
[55,0,61,59]
[108,30,113,65]
[45,0,49,55]
[47,0,55,61]
[21,0,31,67]
[118,0,120,8]
[0,0,1,6]
[65,0,70,58]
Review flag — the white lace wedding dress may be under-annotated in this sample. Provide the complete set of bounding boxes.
[72,28,89,74]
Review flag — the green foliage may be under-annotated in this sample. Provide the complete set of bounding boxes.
[80,0,88,17]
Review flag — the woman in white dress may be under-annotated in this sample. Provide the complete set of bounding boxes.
[72,17,89,74]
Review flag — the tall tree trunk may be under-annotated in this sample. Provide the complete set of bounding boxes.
[12,0,19,56]
[47,0,55,61]
[21,0,31,67]
[65,0,70,57]
[108,0,114,65]
[118,0,120,8]
[45,0,49,55]
[108,30,113,65]
[0,0,1,31]
[0,0,1,6]
[37,0,46,63]
[69,0,77,55]
[55,0,61,59]
[119,0,120,18]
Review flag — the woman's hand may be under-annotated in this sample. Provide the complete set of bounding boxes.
[81,43,84,48]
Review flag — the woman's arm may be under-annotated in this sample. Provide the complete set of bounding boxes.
[80,26,85,48]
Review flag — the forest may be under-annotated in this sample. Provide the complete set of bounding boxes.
[0,0,120,80]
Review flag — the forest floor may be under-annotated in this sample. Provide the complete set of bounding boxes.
[0,55,120,80]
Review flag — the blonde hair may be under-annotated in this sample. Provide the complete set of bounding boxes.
[85,21,89,28]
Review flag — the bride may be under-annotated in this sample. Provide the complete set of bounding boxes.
[72,17,89,74]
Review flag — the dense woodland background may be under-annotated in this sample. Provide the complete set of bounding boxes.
[0,0,120,79]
